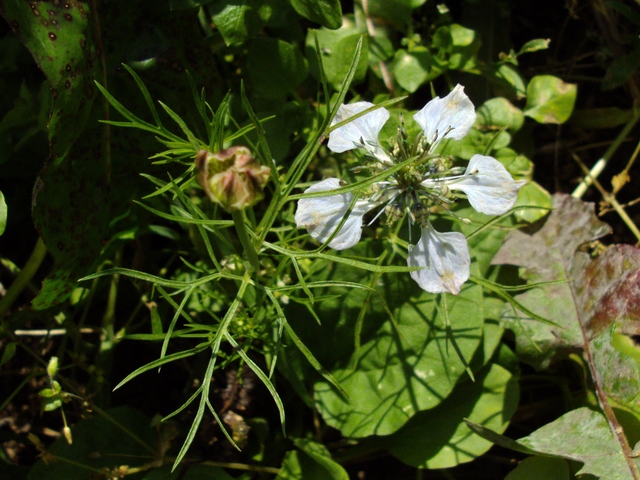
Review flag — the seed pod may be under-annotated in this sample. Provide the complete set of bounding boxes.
[195,147,271,212]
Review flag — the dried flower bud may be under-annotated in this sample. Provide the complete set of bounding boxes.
[195,147,271,212]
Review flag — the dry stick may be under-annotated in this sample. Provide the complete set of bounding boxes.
[614,136,640,193]
[572,107,640,198]
[14,328,98,336]
[601,197,640,216]
[572,153,640,244]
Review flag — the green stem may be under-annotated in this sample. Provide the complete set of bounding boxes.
[232,210,260,273]
[0,237,48,317]
[101,249,121,351]
[572,106,640,198]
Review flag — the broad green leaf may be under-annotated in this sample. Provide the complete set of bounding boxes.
[476,98,524,132]
[384,364,519,468]
[505,456,570,480]
[481,302,509,366]
[277,451,304,479]
[493,147,532,177]
[392,48,443,93]
[368,35,394,64]
[450,23,475,47]
[289,0,342,29]
[524,75,577,124]
[0,1,109,309]
[313,281,484,437]
[432,24,478,71]
[43,398,63,411]
[364,0,424,27]
[0,1,96,155]
[0,341,16,366]
[517,38,551,56]
[247,38,308,98]
[208,0,276,45]
[495,64,526,98]
[453,205,514,277]
[295,438,349,479]
[276,440,349,479]
[470,408,640,479]
[325,33,369,91]
[306,25,369,90]
[512,181,553,223]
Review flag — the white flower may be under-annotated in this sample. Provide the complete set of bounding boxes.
[422,154,527,216]
[294,178,379,250]
[327,102,392,163]
[295,85,525,295]
[413,84,476,149]
[407,223,470,295]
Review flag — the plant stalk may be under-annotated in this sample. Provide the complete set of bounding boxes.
[572,106,640,198]
[0,237,48,317]
[232,210,260,273]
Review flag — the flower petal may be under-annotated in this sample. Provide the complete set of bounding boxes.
[294,178,378,250]
[447,154,526,215]
[407,223,470,295]
[413,84,476,148]
[328,102,390,159]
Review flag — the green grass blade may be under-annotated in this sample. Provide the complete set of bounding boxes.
[162,384,203,422]
[158,101,201,149]
[172,350,218,470]
[240,82,279,190]
[224,332,287,433]
[122,63,164,128]
[113,343,210,391]
[80,267,194,288]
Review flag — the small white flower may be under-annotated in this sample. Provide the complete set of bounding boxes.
[295,85,525,295]
[413,84,476,149]
[407,222,470,295]
[422,154,527,216]
[327,102,392,163]
[294,178,379,250]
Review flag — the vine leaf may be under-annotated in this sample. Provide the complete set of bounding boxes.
[492,193,614,369]
[491,192,640,478]
[467,408,640,480]
[494,193,640,404]
[0,0,106,308]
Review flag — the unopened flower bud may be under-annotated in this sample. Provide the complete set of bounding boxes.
[47,357,58,379]
[63,426,73,445]
[195,147,271,212]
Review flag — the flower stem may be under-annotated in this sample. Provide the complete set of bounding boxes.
[572,106,640,198]
[0,237,48,317]
[232,211,260,273]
